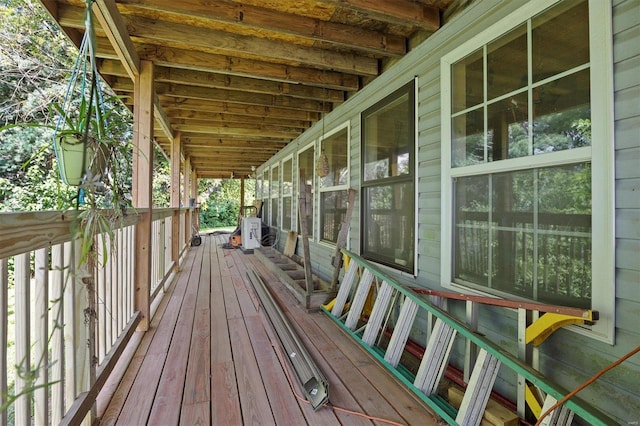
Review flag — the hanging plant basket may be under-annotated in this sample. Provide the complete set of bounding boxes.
[316,152,329,178]
[55,133,107,186]
[52,0,110,187]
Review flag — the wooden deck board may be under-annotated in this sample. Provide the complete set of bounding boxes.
[145,245,204,425]
[99,235,439,425]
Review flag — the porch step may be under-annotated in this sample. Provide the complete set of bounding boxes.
[254,246,334,310]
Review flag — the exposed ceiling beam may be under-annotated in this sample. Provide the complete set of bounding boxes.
[155,84,331,113]
[141,44,360,91]
[93,0,140,79]
[180,136,289,146]
[173,124,299,139]
[316,0,440,29]
[170,116,308,130]
[165,110,311,128]
[153,94,174,139]
[100,61,344,103]
[60,6,361,91]
[124,16,378,75]
[155,97,321,122]
[114,79,332,112]
[171,119,306,134]
[115,0,406,57]
[154,67,344,103]
[58,4,379,75]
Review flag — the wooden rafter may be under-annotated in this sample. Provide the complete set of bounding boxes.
[41,0,452,179]
[115,0,407,56]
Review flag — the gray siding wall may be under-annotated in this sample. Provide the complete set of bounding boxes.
[258,0,640,422]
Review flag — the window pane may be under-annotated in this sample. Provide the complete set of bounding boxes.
[487,91,530,161]
[537,164,591,307]
[491,171,535,297]
[453,166,591,308]
[533,69,591,154]
[283,159,293,195]
[320,127,348,188]
[452,107,484,167]
[262,174,269,198]
[256,175,263,198]
[298,146,314,237]
[271,198,279,227]
[363,182,414,272]
[452,48,483,113]
[532,0,589,83]
[363,92,411,181]
[487,24,527,100]
[454,175,490,287]
[271,165,280,196]
[282,196,292,230]
[320,190,348,243]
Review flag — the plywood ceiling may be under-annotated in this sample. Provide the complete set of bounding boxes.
[40,0,461,178]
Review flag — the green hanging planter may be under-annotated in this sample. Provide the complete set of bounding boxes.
[54,133,107,186]
[53,0,109,187]
[55,134,88,186]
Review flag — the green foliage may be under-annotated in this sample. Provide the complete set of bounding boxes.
[198,178,255,228]
[152,146,171,207]
[0,0,73,124]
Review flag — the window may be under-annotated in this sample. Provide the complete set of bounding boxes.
[442,0,614,341]
[271,164,280,228]
[298,143,315,238]
[261,170,269,222]
[282,157,293,230]
[362,81,415,273]
[256,173,263,199]
[319,125,349,244]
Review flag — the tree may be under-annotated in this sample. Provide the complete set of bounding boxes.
[198,178,256,228]
[0,0,138,212]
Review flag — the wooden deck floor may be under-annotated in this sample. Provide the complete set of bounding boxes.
[98,234,441,425]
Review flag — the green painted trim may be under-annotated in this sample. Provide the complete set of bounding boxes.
[321,305,459,424]
[323,249,617,426]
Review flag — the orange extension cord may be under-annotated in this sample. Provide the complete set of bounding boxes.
[535,344,640,426]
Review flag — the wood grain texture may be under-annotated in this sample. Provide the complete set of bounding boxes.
[99,235,440,424]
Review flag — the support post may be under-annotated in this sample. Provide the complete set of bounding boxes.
[133,59,154,331]
[191,169,198,232]
[170,132,181,269]
[240,176,245,210]
[183,157,192,247]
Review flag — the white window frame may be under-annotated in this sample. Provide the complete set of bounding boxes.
[281,154,294,231]
[261,168,270,224]
[361,79,417,275]
[318,122,351,246]
[297,140,316,239]
[440,0,614,343]
[270,163,280,228]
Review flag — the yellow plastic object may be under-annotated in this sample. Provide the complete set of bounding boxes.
[343,253,351,271]
[526,383,543,419]
[322,298,336,311]
[526,313,588,346]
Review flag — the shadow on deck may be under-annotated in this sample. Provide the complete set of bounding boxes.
[97,234,441,425]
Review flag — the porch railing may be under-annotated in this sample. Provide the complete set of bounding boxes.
[0,208,189,425]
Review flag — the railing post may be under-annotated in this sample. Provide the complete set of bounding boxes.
[34,248,50,425]
[133,59,154,331]
[14,253,31,425]
[183,156,192,248]
[170,132,181,270]
[50,244,65,424]
[0,259,7,426]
